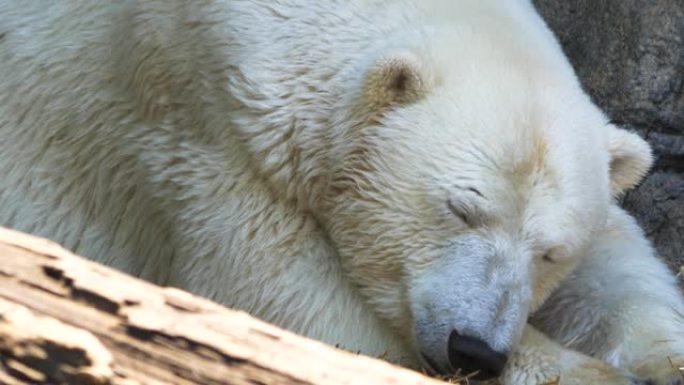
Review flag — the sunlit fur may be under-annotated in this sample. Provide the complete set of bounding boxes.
[0,1,681,383]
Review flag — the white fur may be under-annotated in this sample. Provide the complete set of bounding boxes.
[0,1,682,383]
[530,205,684,384]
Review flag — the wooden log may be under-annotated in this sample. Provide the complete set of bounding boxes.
[0,227,448,385]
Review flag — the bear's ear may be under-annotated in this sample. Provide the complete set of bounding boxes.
[361,51,432,113]
[607,127,653,197]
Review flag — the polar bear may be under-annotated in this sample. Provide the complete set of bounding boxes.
[0,0,683,384]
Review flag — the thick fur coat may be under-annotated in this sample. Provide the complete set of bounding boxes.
[1,1,683,384]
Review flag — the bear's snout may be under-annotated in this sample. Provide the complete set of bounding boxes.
[410,235,530,379]
[447,330,508,380]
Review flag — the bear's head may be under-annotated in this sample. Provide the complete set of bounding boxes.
[319,27,653,378]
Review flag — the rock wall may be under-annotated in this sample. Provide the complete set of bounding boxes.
[535,0,684,274]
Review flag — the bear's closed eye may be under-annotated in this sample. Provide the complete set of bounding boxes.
[447,199,472,226]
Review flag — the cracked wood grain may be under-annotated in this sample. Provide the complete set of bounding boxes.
[0,298,114,385]
[0,227,443,385]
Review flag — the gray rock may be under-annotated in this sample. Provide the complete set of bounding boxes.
[534,0,684,272]
[623,171,684,271]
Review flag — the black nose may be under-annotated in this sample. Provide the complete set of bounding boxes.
[448,330,508,380]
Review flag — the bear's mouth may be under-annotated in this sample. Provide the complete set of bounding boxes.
[420,351,499,383]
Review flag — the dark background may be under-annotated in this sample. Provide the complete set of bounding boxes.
[534,0,684,278]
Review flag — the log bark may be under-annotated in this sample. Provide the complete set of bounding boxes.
[0,227,444,385]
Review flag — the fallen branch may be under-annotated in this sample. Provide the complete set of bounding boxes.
[0,227,445,385]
